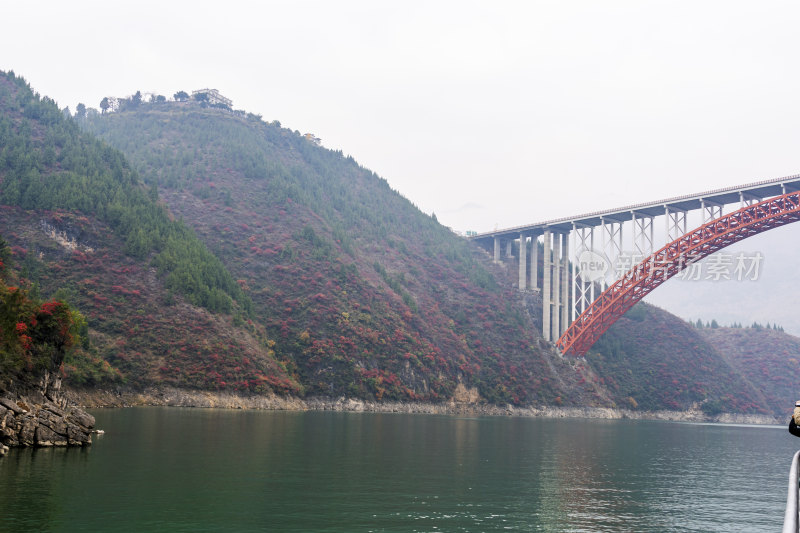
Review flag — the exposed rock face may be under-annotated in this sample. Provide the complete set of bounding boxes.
[0,375,95,452]
[64,386,783,425]
[0,394,95,448]
[451,383,481,404]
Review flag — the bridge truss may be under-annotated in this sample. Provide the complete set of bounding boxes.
[557,190,800,356]
[469,173,800,352]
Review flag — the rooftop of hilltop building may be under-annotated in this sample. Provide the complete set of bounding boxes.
[97,88,234,114]
[87,86,325,145]
[190,88,232,108]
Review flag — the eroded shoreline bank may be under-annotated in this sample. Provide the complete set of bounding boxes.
[1,379,96,454]
[65,386,784,426]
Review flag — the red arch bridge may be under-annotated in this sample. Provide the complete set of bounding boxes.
[469,173,800,356]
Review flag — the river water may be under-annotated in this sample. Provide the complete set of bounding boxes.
[0,408,796,532]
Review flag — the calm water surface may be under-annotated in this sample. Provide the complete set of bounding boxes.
[0,408,795,532]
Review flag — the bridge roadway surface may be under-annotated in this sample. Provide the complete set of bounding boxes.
[470,173,800,241]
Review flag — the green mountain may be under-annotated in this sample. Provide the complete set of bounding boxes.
[0,236,86,386]
[82,92,590,405]
[697,325,800,416]
[0,71,299,393]
[2,71,796,417]
[586,302,772,415]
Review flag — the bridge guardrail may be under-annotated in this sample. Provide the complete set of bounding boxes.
[782,450,800,533]
[470,172,800,239]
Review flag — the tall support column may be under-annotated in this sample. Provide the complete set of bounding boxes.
[571,224,577,322]
[530,233,539,290]
[600,217,623,290]
[505,240,512,259]
[700,199,723,224]
[572,223,595,320]
[560,232,569,335]
[493,236,501,263]
[589,226,596,303]
[542,229,552,341]
[665,206,687,242]
[739,191,761,209]
[631,211,654,260]
[518,233,527,291]
[552,233,561,341]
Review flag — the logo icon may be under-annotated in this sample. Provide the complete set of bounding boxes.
[577,250,610,282]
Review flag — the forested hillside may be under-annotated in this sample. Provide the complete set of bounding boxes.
[0,71,299,393]
[0,236,91,386]
[2,70,795,416]
[79,89,800,414]
[586,302,771,414]
[84,97,597,405]
[698,326,800,416]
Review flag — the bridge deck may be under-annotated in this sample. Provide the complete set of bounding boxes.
[471,173,800,241]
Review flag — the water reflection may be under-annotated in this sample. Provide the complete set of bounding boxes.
[0,409,795,532]
[0,445,92,531]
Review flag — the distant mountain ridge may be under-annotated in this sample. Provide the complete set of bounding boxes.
[587,302,775,414]
[697,326,800,415]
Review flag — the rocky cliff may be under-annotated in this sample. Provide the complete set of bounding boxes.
[0,372,96,455]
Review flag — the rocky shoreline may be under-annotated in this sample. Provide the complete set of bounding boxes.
[2,384,780,457]
[64,386,784,426]
[0,377,96,456]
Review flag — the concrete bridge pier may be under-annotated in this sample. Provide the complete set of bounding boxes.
[493,236,501,263]
[541,231,571,341]
[560,232,569,336]
[530,233,539,290]
[542,229,552,341]
[518,232,527,290]
[552,232,561,340]
[516,232,543,292]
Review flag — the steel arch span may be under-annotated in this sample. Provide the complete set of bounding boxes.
[557,190,800,356]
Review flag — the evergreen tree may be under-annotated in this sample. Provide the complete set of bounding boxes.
[0,71,249,315]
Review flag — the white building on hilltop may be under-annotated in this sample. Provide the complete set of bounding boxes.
[191,88,233,108]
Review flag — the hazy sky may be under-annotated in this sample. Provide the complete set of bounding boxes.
[3,1,800,330]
